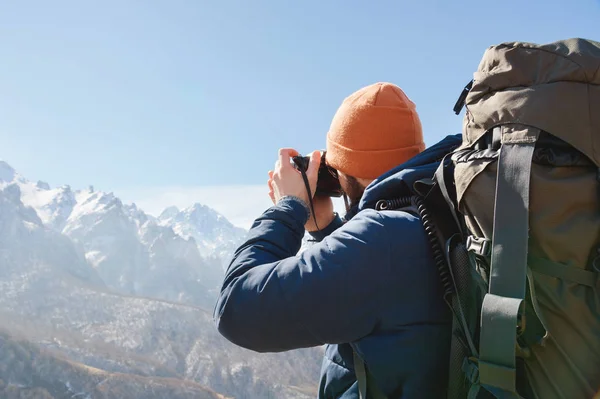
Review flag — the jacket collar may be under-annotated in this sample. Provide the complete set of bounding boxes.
[357,134,461,213]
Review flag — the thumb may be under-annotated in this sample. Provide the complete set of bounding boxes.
[307,150,322,195]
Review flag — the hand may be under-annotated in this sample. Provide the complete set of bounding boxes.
[304,195,335,232]
[267,147,320,207]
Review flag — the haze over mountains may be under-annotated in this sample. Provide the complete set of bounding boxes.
[0,159,321,399]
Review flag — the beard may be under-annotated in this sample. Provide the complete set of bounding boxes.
[343,176,366,211]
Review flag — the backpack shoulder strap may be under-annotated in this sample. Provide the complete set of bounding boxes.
[353,349,369,399]
[479,125,539,397]
[353,348,388,399]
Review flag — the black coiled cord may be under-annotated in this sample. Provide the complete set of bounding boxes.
[375,197,412,211]
[376,195,454,297]
[414,196,454,297]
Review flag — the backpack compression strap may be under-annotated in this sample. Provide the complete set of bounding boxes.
[479,125,540,397]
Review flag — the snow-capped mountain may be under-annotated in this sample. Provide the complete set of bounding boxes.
[19,183,77,231]
[158,204,248,268]
[0,163,245,308]
[0,182,104,289]
[0,159,322,398]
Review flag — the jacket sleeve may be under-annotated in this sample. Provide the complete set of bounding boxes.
[213,197,392,353]
[307,212,344,243]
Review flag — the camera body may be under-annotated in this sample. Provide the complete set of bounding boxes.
[292,152,343,197]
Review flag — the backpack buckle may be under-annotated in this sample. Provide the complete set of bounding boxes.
[466,235,491,257]
[453,80,474,115]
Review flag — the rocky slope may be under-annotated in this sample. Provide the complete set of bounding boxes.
[0,330,228,399]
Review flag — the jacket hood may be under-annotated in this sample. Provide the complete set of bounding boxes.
[358,134,462,211]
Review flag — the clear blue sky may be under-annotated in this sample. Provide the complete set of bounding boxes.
[1,0,599,193]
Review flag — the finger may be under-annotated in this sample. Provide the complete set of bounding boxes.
[306,150,322,195]
[307,150,321,176]
[268,190,276,204]
[278,148,300,170]
[268,170,274,179]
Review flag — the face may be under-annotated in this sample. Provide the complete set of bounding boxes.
[323,154,372,210]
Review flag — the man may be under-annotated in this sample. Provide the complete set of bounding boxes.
[214,82,452,398]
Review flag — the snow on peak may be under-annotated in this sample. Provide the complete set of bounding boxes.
[18,183,77,230]
[158,202,247,265]
[158,202,232,234]
[1,158,245,269]
[187,203,227,223]
[124,203,152,226]
[158,206,180,220]
[63,190,124,232]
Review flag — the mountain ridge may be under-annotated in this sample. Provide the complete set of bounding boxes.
[3,165,243,307]
[0,159,321,398]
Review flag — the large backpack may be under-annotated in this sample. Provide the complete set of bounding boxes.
[436,38,600,399]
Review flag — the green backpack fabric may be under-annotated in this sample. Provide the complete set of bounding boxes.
[440,38,600,399]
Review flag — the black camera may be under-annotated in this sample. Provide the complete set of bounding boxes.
[292,151,343,197]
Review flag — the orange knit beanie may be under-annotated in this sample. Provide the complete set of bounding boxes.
[325,82,425,179]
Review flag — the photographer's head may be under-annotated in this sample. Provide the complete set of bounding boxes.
[325,82,425,207]
[268,82,424,231]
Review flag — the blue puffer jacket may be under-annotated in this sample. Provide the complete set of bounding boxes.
[214,135,461,398]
